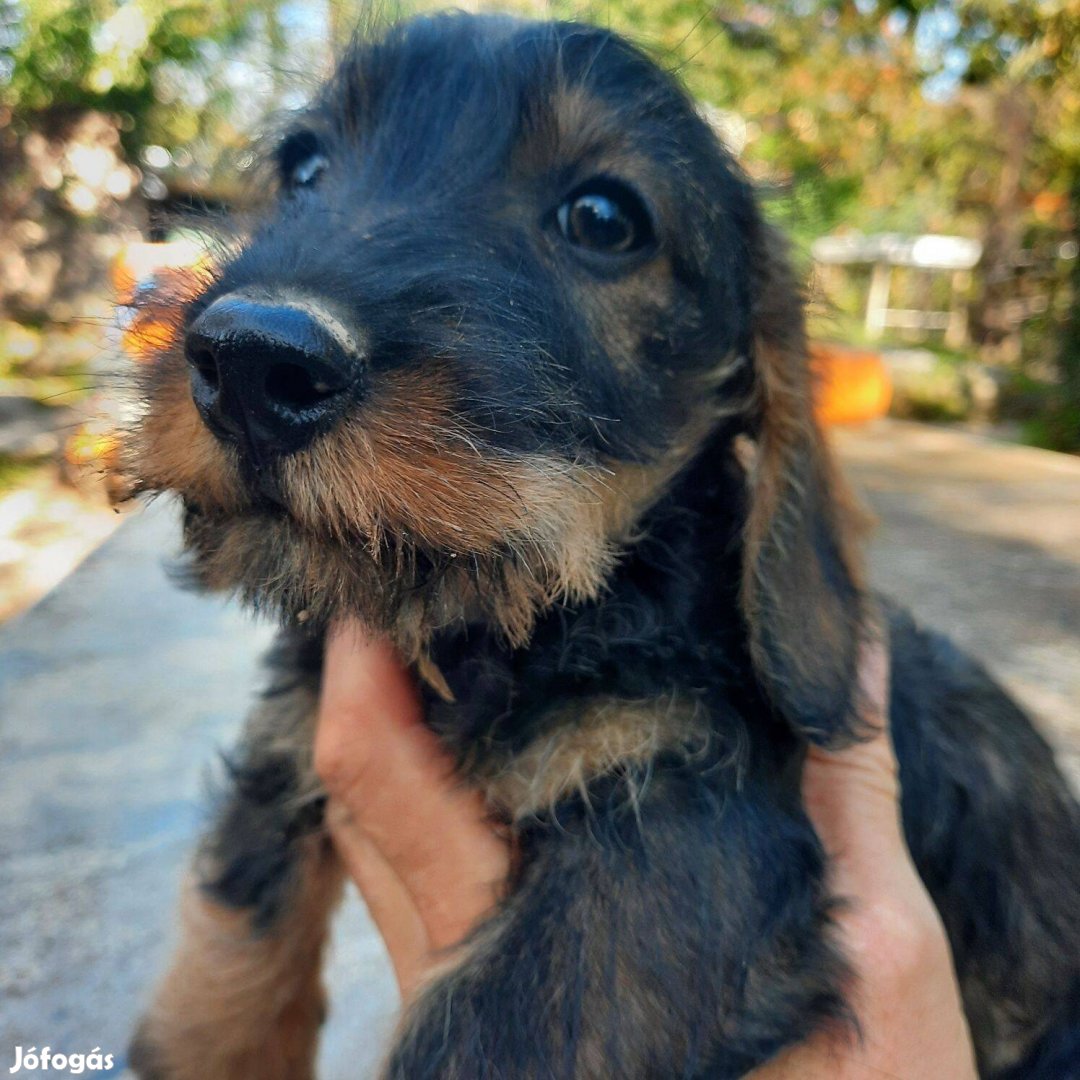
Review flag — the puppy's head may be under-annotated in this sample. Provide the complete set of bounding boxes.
[130,13,867,740]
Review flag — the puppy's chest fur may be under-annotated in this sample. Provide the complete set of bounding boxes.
[420,483,796,824]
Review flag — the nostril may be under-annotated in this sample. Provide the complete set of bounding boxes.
[185,296,360,456]
[189,347,220,390]
[265,362,341,412]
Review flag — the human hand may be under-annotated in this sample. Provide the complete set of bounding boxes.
[751,635,977,1079]
[315,621,977,1078]
[313,621,510,1000]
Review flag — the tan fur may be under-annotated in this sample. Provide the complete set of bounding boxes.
[130,839,344,1080]
[738,224,870,734]
[515,84,683,374]
[575,260,678,375]
[129,365,247,511]
[282,366,597,554]
[515,84,624,174]
[132,334,727,656]
[175,450,685,661]
[479,694,710,821]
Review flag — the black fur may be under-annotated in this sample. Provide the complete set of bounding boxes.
[388,764,848,1080]
[201,631,325,931]
[132,12,1080,1080]
[181,15,758,466]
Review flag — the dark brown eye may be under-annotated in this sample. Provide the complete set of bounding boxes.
[556,178,654,255]
[277,130,328,191]
[292,153,328,187]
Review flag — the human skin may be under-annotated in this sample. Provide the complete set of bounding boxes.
[314,621,977,1079]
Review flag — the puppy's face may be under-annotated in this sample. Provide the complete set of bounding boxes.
[134,14,866,742]
[133,14,762,654]
[132,13,866,736]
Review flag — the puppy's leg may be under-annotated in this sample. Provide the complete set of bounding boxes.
[888,607,1080,1076]
[131,631,343,1080]
[385,763,847,1080]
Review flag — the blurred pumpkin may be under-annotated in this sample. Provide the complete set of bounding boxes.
[63,241,211,493]
[111,239,208,306]
[112,241,210,361]
[811,342,892,425]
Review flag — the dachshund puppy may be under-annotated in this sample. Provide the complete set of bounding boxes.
[127,13,1080,1079]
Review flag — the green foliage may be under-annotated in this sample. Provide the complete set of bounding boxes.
[1001,370,1080,452]
[1,0,284,159]
[0,451,43,494]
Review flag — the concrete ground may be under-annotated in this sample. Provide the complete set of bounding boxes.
[1,418,1077,1074]
[0,503,398,1079]
[833,420,1080,784]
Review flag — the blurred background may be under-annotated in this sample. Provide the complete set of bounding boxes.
[1,0,1079,622]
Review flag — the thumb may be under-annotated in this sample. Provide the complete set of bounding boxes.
[800,636,909,891]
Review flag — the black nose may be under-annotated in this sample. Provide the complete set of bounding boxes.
[185,295,361,461]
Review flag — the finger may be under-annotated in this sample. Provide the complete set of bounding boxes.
[325,799,431,999]
[315,623,425,794]
[316,620,510,951]
[800,636,908,889]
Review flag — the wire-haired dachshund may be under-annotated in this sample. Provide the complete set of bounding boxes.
[127,12,1080,1078]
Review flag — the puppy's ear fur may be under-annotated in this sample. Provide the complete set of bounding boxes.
[740,225,870,745]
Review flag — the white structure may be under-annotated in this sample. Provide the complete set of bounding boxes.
[812,232,982,346]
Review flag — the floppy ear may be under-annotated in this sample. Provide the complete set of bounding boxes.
[739,225,871,745]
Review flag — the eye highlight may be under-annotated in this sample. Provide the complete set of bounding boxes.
[556,177,655,256]
[277,130,328,191]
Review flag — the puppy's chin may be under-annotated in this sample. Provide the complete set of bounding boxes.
[178,502,605,658]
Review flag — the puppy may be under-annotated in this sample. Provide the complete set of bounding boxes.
[127,13,1080,1079]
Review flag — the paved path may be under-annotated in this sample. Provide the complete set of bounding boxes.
[833,420,1080,783]
[0,503,397,1079]
[1,418,1077,1074]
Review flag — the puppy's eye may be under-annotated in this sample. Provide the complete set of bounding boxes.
[292,153,328,187]
[556,178,654,255]
[277,131,328,191]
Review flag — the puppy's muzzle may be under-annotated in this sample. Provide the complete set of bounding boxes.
[185,294,363,462]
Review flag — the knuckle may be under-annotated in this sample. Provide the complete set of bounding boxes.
[313,728,357,794]
[845,893,950,989]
